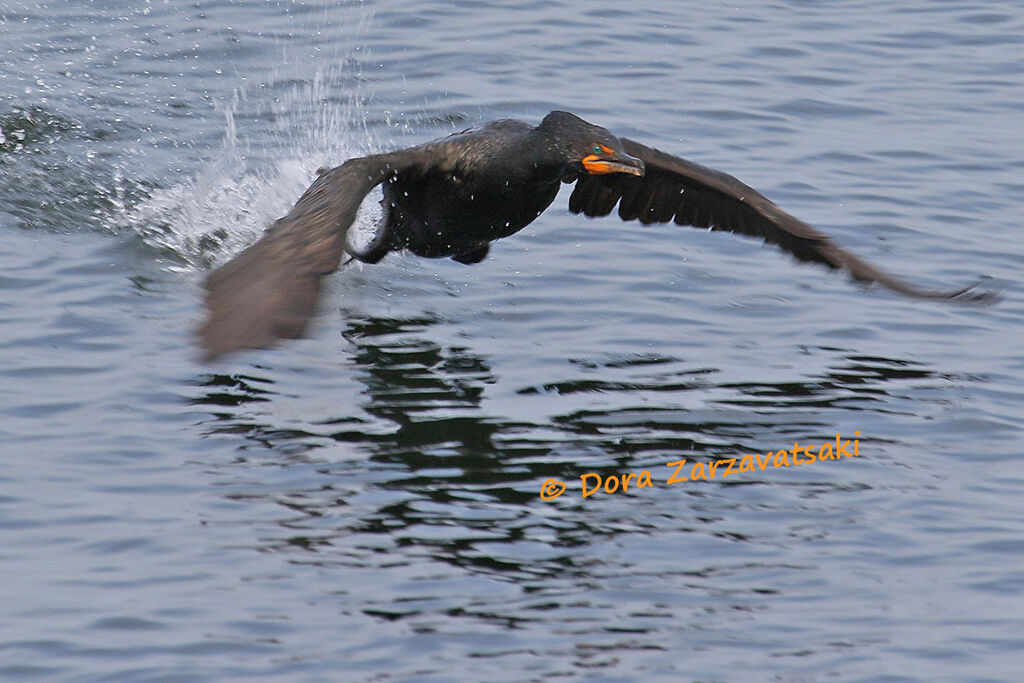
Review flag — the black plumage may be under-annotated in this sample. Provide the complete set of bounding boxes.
[200,110,991,358]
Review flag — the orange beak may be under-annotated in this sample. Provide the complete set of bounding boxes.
[581,148,645,176]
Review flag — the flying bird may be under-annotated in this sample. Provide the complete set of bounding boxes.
[199,110,992,358]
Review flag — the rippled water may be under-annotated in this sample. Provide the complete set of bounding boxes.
[2,1,1023,680]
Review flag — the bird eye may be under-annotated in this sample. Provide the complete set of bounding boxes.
[590,145,603,156]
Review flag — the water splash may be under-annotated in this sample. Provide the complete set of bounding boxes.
[1,1,391,269]
[0,106,76,153]
[118,6,382,270]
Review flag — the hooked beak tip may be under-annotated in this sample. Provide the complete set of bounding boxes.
[624,159,645,177]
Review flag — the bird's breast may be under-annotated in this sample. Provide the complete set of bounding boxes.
[384,169,559,258]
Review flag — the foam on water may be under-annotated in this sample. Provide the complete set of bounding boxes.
[120,75,373,270]
[111,3,383,269]
[0,0,382,268]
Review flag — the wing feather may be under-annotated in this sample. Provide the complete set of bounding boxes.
[570,138,992,301]
[199,156,397,359]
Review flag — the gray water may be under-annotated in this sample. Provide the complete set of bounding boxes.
[2,1,1023,680]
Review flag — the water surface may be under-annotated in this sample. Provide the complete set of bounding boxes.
[2,1,1023,680]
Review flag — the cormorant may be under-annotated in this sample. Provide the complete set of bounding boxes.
[199,110,992,358]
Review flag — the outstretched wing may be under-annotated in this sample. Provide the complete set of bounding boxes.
[199,157,394,359]
[569,137,991,301]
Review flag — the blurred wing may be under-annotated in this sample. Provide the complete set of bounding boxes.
[569,137,992,301]
[199,157,394,359]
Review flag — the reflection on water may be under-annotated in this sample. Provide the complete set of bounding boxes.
[342,314,497,454]
[188,314,956,549]
[182,313,1002,673]
[719,355,936,410]
[193,314,947,457]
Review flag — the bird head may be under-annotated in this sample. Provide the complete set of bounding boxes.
[539,111,645,178]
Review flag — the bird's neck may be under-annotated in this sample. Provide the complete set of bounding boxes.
[529,126,577,180]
